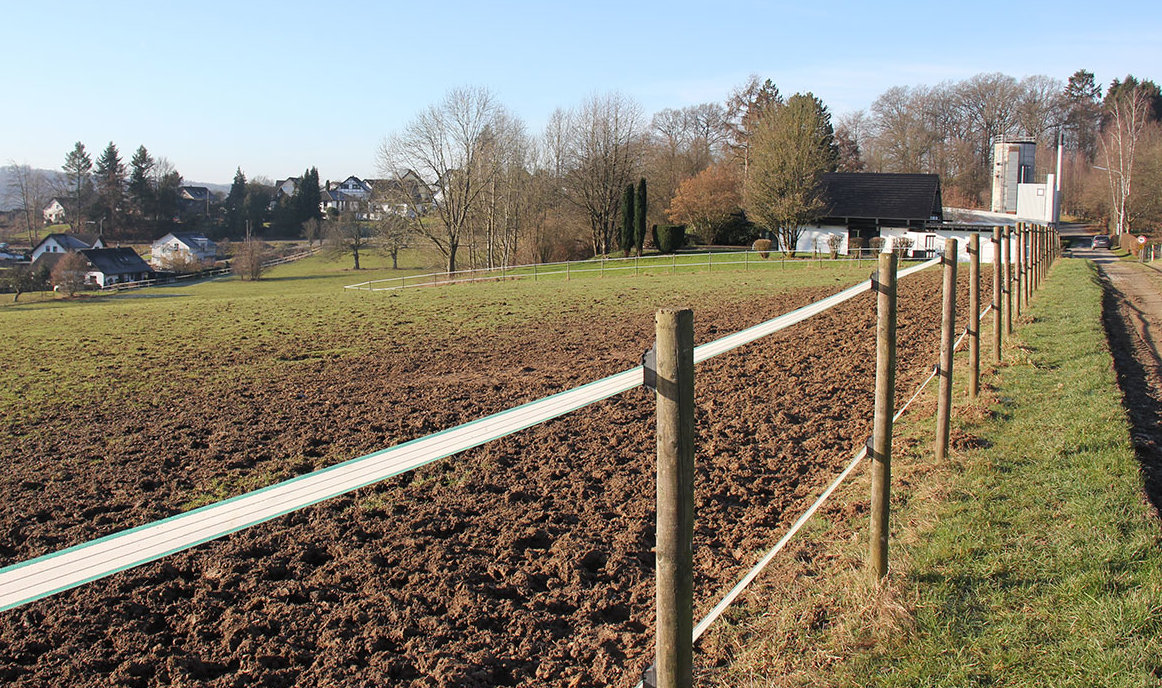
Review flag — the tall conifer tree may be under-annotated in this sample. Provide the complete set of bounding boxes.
[634,177,647,255]
[621,183,635,256]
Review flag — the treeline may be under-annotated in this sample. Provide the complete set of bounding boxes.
[7,68,1159,259]
[841,70,1162,229]
[367,70,1160,273]
[3,146,323,246]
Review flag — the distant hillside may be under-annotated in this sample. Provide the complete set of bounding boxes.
[0,168,230,210]
[0,167,59,211]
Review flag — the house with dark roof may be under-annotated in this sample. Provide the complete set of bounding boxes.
[76,247,153,288]
[177,187,212,218]
[322,176,375,216]
[793,173,1012,263]
[150,232,217,268]
[370,170,435,217]
[31,233,105,263]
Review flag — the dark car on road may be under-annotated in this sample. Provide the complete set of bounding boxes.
[1093,235,1111,249]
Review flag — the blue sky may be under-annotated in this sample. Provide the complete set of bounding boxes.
[2,0,1158,185]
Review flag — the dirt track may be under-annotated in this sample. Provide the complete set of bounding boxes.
[1094,249,1162,516]
[0,269,966,687]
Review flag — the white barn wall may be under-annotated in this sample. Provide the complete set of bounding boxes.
[787,224,1023,264]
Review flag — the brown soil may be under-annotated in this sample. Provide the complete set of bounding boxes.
[0,270,967,687]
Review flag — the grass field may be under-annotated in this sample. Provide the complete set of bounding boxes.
[701,258,1162,686]
[0,248,877,427]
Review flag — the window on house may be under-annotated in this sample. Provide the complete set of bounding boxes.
[925,235,936,249]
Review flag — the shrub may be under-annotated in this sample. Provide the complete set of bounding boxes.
[893,236,915,255]
[232,239,269,281]
[752,238,772,259]
[654,225,686,253]
[869,237,884,253]
[827,233,843,258]
[715,211,757,246]
[51,252,89,296]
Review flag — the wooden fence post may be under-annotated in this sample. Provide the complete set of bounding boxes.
[1041,225,1050,287]
[993,227,1003,363]
[1003,226,1013,335]
[968,233,980,399]
[936,238,958,462]
[869,253,898,581]
[1015,222,1024,319]
[1023,226,1031,306]
[655,308,695,688]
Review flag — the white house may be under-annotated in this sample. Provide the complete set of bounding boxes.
[42,198,75,225]
[31,233,105,262]
[151,232,218,268]
[322,176,374,215]
[77,247,154,288]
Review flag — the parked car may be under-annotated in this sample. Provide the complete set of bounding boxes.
[1093,235,1111,249]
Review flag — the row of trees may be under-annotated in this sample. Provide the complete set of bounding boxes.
[376,71,1162,270]
[9,68,1157,269]
[57,141,189,240]
[368,79,842,272]
[6,142,193,246]
[837,70,1162,231]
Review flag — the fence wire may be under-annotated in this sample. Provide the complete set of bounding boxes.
[634,301,994,688]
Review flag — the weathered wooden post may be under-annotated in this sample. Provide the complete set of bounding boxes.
[993,227,1003,363]
[968,233,980,399]
[869,252,898,581]
[1015,223,1024,318]
[1023,226,1032,305]
[1003,226,1013,335]
[936,238,958,461]
[654,308,695,688]
[1041,225,1050,287]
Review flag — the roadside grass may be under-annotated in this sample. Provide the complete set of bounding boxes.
[701,257,1162,686]
[0,250,876,428]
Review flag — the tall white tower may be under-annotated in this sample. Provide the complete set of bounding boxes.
[991,136,1036,214]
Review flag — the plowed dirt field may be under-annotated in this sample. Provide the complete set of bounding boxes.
[0,267,970,687]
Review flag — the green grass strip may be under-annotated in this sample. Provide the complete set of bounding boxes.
[841,258,1162,686]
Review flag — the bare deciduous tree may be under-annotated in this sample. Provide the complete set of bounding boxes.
[554,92,644,256]
[5,162,53,247]
[378,86,504,274]
[1100,84,1155,234]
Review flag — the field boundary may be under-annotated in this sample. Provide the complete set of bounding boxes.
[344,250,919,292]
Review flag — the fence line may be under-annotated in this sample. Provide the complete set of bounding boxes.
[635,301,994,688]
[344,250,919,292]
[100,247,320,292]
[0,259,940,613]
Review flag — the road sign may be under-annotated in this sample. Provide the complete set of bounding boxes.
[1139,236,1148,245]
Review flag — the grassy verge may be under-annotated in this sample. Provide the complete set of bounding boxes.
[702,258,1162,686]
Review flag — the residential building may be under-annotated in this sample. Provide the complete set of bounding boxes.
[31,233,105,262]
[151,232,218,268]
[42,198,77,225]
[177,186,213,218]
[76,247,154,288]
